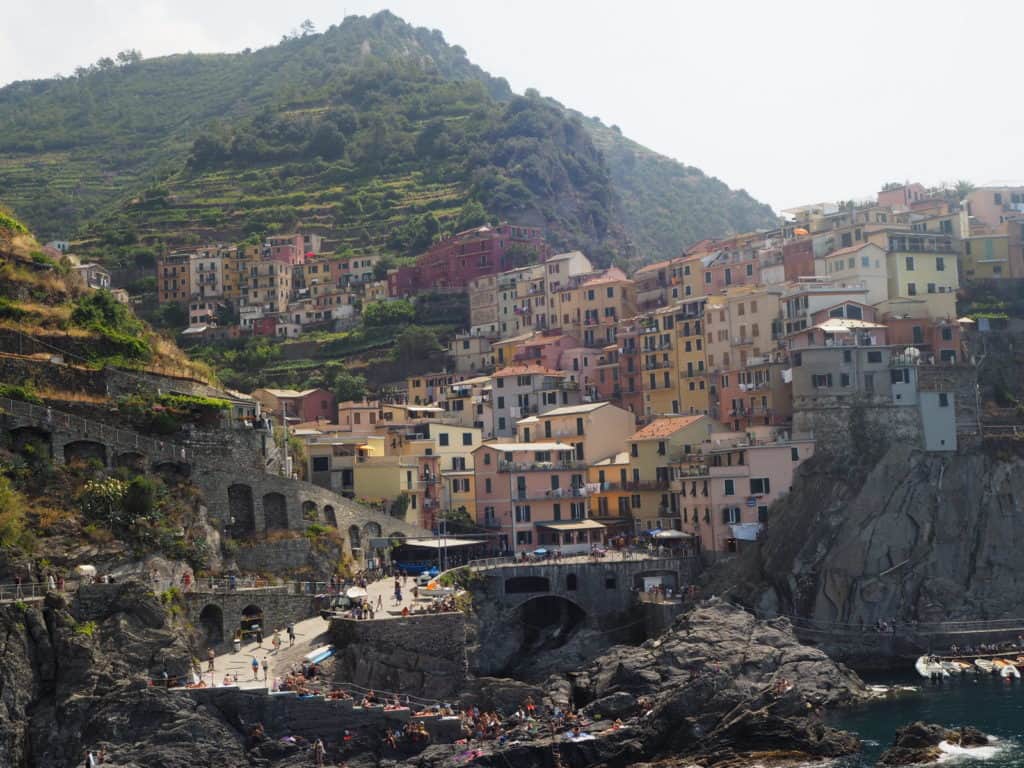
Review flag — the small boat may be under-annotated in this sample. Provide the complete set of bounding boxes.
[916,655,950,679]
[993,659,1020,679]
[940,661,967,675]
[949,660,974,673]
[975,659,995,674]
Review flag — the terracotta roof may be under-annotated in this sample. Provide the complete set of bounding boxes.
[520,334,568,348]
[492,365,566,378]
[825,242,878,259]
[634,259,674,275]
[629,415,705,441]
[582,266,631,286]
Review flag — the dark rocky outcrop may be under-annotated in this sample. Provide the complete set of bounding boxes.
[878,721,991,765]
[408,600,866,768]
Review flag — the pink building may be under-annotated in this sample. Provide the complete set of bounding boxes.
[878,182,928,210]
[678,431,814,554]
[265,234,306,265]
[559,346,602,400]
[513,332,579,369]
[252,387,337,424]
[473,442,602,554]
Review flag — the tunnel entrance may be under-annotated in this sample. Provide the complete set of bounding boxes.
[517,596,586,657]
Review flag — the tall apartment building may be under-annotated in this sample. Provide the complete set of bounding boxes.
[156,252,191,304]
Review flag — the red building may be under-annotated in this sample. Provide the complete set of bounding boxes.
[782,239,815,281]
[389,223,549,296]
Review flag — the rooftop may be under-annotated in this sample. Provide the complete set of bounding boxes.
[492,365,566,378]
[538,402,611,417]
[630,416,705,441]
[478,442,576,453]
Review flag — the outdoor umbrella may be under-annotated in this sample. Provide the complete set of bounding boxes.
[345,586,368,599]
[533,548,549,556]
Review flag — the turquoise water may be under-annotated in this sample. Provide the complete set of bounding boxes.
[830,672,1024,766]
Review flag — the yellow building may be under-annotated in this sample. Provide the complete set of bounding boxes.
[882,231,958,319]
[626,415,720,533]
[587,451,631,534]
[639,305,681,418]
[962,234,1011,279]
[406,372,467,405]
[555,267,637,347]
[675,303,709,415]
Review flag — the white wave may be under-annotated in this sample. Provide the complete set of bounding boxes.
[936,738,1004,762]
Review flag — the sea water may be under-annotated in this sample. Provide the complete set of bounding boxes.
[829,672,1024,767]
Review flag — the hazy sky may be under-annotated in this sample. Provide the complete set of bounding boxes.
[2,0,1021,210]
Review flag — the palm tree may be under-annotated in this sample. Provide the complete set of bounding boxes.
[954,180,975,201]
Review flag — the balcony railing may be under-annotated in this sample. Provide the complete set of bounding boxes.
[499,460,588,472]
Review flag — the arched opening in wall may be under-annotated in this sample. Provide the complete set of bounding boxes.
[505,576,550,594]
[263,493,288,531]
[514,595,586,661]
[227,484,256,537]
[63,439,107,466]
[348,525,362,551]
[566,573,578,591]
[198,604,224,646]
[240,604,263,640]
[115,451,146,472]
[323,505,337,526]
[153,461,191,481]
[301,500,318,522]
[633,570,678,592]
[362,522,383,564]
[8,426,52,459]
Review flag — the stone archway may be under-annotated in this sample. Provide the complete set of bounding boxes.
[240,604,263,639]
[227,484,256,536]
[301,500,319,522]
[362,521,382,542]
[63,439,107,465]
[153,461,191,480]
[198,604,224,646]
[323,505,337,525]
[263,493,288,531]
[8,426,52,458]
[116,451,146,471]
[348,525,362,550]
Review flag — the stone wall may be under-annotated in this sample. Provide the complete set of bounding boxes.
[329,613,467,698]
[793,400,923,455]
[182,588,321,651]
[232,536,342,576]
[0,354,108,395]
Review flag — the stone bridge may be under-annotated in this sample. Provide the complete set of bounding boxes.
[0,396,428,563]
[468,555,699,676]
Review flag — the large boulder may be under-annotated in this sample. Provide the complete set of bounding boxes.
[879,722,991,765]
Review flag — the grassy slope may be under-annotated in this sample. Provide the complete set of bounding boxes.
[0,12,775,264]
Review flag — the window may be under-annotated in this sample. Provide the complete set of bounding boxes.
[792,352,802,366]
[994,192,1003,205]
[723,479,735,496]
[867,350,882,363]
[553,503,561,521]
[840,373,851,386]
[907,283,917,296]
[722,507,741,524]
[704,272,712,284]
[936,256,945,272]
[516,531,533,545]
[843,350,852,363]
[576,417,584,436]
[515,505,531,522]
[606,286,614,298]
[497,396,505,409]
[312,456,329,472]
[891,369,910,384]
[484,452,491,465]
[812,373,833,388]
[657,441,666,456]
[758,505,769,523]
[791,447,799,461]
[861,255,870,268]
[631,494,641,508]
[905,256,915,271]
[941,326,953,341]
[484,478,492,493]
[927,283,936,294]
[439,433,449,446]
[938,393,949,407]
[750,477,771,494]
[498,417,506,431]
[630,443,638,457]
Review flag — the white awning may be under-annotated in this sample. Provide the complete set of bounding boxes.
[535,520,606,531]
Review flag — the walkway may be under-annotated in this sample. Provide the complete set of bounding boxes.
[467,549,684,571]
[203,574,428,689]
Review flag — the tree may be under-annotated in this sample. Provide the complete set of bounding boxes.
[362,299,414,327]
[331,370,367,402]
[455,199,488,231]
[392,325,442,367]
[300,19,316,36]
[372,255,396,281]
[0,475,26,548]
[307,122,345,160]
[954,180,976,200]
[115,49,143,66]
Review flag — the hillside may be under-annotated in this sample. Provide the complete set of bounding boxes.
[0,11,777,266]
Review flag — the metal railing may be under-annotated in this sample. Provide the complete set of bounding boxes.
[0,396,190,462]
[0,581,51,603]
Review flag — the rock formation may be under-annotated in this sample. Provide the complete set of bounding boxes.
[878,721,990,765]
[708,443,1024,642]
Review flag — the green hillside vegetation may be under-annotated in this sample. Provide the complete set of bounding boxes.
[0,12,776,267]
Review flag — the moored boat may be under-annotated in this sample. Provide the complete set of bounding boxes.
[916,655,950,678]
[974,658,995,674]
[940,660,967,674]
[995,660,1020,679]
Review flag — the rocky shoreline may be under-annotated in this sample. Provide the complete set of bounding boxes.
[0,587,869,767]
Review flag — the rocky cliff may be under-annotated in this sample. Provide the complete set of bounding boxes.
[709,441,1024,643]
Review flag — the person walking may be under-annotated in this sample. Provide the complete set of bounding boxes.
[376,594,383,611]
[286,622,295,647]
[261,657,269,682]
[255,626,263,648]
[207,648,215,673]
[313,737,326,766]
[272,630,282,655]
[251,656,259,681]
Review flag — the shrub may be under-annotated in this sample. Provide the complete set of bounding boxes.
[0,476,27,547]
[0,383,42,405]
[73,620,97,637]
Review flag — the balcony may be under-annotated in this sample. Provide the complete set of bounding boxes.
[499,460,587,472]
[645,359,671,370]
